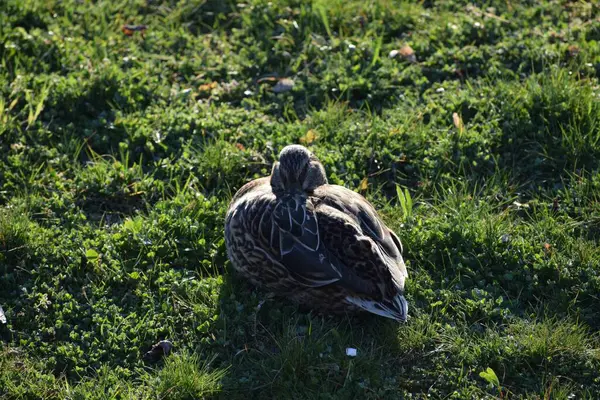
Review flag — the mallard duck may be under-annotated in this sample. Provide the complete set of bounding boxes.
[224,145,408,322]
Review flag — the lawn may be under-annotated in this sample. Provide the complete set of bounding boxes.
[1,0,600,398]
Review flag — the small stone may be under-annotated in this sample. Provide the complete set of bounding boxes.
[0,305,6,324]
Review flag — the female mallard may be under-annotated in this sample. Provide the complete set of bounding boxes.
[224,145,408,322]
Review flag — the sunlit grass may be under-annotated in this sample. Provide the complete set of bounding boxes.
[1,0,599,398]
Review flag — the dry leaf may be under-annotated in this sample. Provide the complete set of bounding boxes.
[452,112,464,133]
[121,24,147,36]
[235,142,246,151]
[399,45,417,63]
[359,177,369,191]
[273,78,295,93]
[390,46,417,63]
[299,129,318,144]
[567,45,580,58]
[199,81,218,93]
[256,77,279,84]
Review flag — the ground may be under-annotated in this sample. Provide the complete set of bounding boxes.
[1,0,600,399]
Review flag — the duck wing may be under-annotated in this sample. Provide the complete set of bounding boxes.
[271,194,344,287]
[313,203,408,321]
[313,185,408,290]
[271,192,405,305]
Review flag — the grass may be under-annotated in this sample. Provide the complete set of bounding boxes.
[1,0,600,398]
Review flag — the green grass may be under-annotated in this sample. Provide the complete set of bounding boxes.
[1,0,600,398]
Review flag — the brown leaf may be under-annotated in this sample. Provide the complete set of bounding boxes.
[567,45,580,58]
[256,77,279,84]
[389,45,417,63]
[399,45,417,63]
[121,24,147,36]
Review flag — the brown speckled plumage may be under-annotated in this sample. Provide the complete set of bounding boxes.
[225,145,409,322]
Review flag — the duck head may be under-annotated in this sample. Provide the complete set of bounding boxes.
[270,145,328,194]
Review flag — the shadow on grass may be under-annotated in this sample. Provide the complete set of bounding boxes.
[212,268,414,398]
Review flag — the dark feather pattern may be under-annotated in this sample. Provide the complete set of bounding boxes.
[225,146,409,322]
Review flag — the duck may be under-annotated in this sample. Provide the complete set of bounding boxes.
[224,144,409,322]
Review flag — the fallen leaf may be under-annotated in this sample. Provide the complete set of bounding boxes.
[121,24,147,37]
[567,45,580,58]
[299,129,318,144]
[235,142,246,151]
[390,46,417,63]
[452,112,464,133]
[359,177,369,191]
[273,78,295,93]
[199,81,218,93]
[256,77,279,84]
[399,45,417,63]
